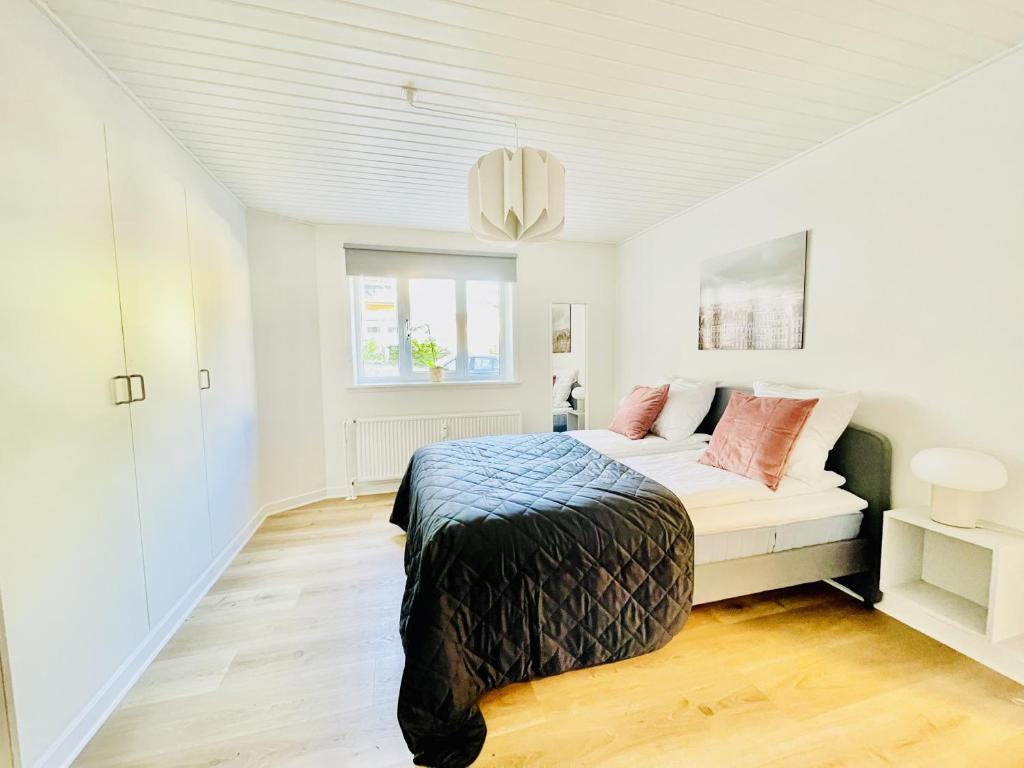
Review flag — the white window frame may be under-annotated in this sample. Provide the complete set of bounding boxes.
[351,275,515,385]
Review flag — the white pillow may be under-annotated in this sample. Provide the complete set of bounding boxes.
[552,369,576,408]
[753,381,860,484]
[649,379,716,442]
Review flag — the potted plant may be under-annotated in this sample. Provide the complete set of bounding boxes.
[410,323,446,383]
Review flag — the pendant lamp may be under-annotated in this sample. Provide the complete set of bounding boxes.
[467,146,565,243]
[403,87,566,244]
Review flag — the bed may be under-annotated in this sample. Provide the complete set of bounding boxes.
[390,386,891,767]
[571,393,891,607]
[689,386,891,606]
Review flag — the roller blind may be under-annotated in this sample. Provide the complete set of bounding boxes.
[344,244,517,282]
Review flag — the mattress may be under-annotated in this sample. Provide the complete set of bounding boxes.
[695,512,864,565]
[569,428,710,460]
[689,488,868,565]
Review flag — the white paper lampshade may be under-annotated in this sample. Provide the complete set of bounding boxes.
[468,147,565,244]
[911,447,1007,528]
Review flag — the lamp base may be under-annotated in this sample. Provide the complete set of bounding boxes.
[929,486,981,528]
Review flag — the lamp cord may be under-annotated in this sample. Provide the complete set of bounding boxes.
[403,87,519,149]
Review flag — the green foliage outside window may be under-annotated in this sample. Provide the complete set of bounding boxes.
[362,339,399,364]
[363,332,448,369]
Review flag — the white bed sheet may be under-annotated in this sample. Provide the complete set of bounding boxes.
[619,451,847,509]
[569,429,710,460]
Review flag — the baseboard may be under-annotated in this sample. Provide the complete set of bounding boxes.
[36,506,270,768]
[258,488,334,516]
[259,485,399,515]
[354,479,400,497]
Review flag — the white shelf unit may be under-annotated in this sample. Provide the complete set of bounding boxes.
[880,507,1024,683]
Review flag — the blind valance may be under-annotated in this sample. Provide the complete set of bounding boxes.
[344,244,517,282]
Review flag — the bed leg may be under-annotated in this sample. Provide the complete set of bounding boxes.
[861,586,882,610]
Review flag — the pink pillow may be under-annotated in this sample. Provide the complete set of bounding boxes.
[699,392,818,490]
[609,385,670,440]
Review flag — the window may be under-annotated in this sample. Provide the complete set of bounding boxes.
[347,245,516,384]
[356,277,400,379]
[408,278,457,372]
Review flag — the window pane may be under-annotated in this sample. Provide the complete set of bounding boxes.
[466,281,502,376]
[359,277,399,378]
[409,279,457,372]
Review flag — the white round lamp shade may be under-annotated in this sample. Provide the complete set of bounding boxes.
[911,447,1007,528]
[911,448,1007,492]
[468,147,565,244]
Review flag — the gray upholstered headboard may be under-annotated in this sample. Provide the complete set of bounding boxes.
[697,387,893,604]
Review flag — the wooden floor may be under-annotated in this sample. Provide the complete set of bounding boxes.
[76,495,1024,768]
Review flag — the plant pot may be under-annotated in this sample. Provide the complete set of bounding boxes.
[429,366,444,383]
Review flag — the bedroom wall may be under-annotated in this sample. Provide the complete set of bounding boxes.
[614,46,1024,532]
[248,212,617,505]
[247,212,327,509]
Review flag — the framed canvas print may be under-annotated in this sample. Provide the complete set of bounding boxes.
[698,231,807,350]
[552,303,571,353]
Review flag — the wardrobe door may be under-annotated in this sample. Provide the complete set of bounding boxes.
[106,130,213,624]
[187,195,259,552]
[0,110,148,768]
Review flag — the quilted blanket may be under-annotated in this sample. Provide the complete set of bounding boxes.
[390,432,694,767]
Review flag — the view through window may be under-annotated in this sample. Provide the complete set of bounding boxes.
[353,275,513,383]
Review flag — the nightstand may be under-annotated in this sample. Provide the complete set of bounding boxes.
[565,407,585,431]
[879,507,1024,683]
[568,396,586,431]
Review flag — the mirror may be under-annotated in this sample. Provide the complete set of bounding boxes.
[551,303,587,432]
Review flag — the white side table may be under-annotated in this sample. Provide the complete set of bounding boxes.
[565,409,582,431]
[879,507,1024,683]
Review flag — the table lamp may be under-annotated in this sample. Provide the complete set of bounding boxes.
[911,447,1008,528]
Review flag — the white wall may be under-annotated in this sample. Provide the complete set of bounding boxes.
[247,213,618,504]
[247,211,327,507]
[615,48,1024,532]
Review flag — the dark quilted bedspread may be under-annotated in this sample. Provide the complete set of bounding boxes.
[390,432,694,767]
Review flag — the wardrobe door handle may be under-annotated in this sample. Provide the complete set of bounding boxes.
[128,374,147,403]
[199,368,211,390]
[112,375,131,405]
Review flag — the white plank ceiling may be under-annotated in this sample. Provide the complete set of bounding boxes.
[44,0,1024,243]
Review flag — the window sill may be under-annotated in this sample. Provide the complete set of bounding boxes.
[347,380,522,393]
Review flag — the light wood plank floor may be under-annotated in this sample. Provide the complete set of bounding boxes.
[76,496,1024,767]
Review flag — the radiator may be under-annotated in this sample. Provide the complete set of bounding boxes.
[345,411,522,487]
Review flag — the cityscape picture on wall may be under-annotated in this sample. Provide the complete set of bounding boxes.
[698,231,808,351]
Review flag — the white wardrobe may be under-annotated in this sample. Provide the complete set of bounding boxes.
[0,8,258,765]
